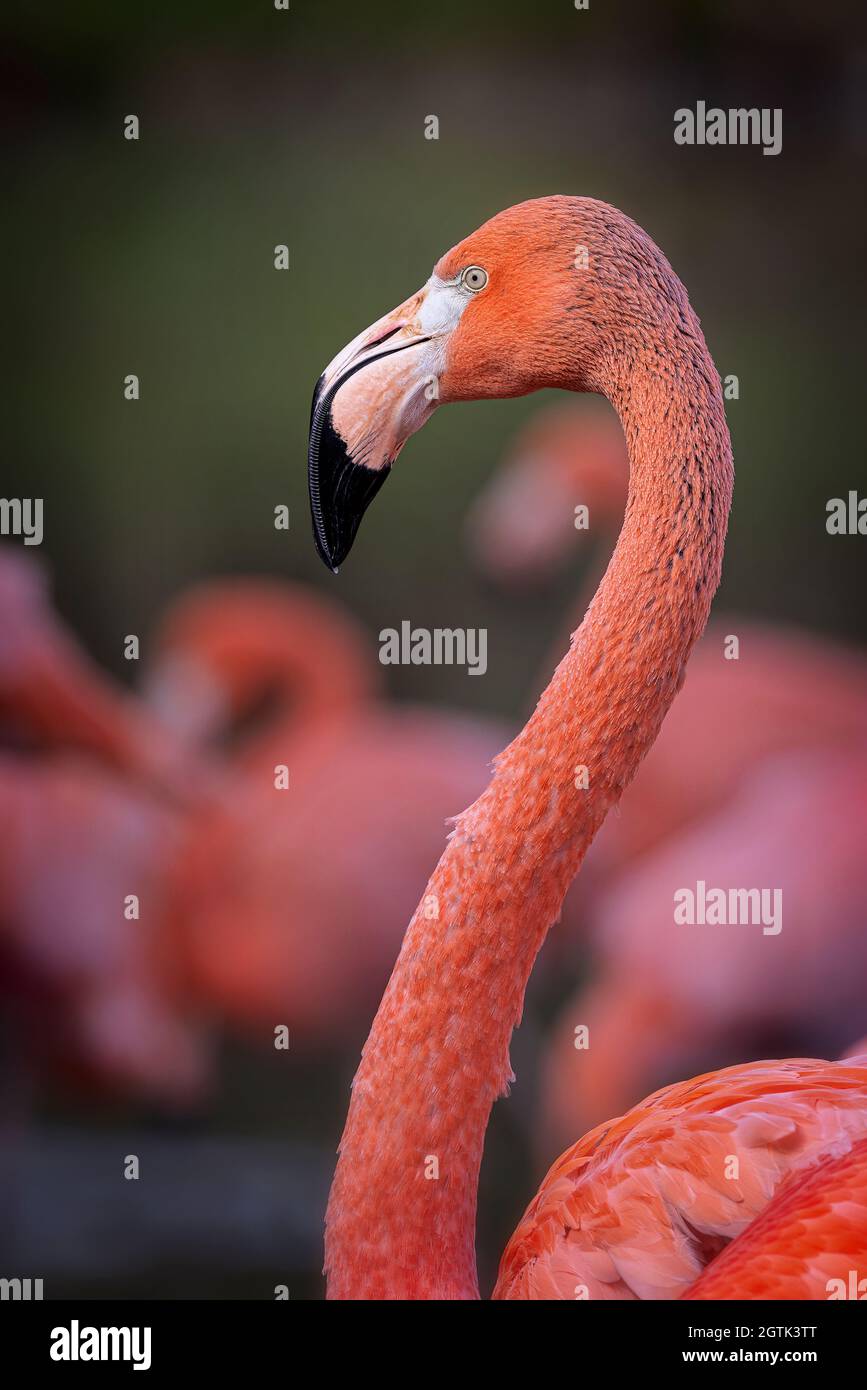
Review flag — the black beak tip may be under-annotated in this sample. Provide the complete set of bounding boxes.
[310,526,341,575]
[308,377,392,575]
[310,503,351,574]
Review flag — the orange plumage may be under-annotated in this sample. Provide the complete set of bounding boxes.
[686,1133,867,1300]
[495,1059,867,1299]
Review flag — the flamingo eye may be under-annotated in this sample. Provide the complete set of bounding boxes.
[460,266,488,292]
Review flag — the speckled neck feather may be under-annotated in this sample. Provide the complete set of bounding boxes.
[325,208,734,1299]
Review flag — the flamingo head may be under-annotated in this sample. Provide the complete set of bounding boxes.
[308,195,650,570]
[144,581,379,746]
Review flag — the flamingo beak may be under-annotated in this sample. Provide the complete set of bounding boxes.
[308,289,446,571]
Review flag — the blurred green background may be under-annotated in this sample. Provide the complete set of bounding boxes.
[2,0,865,1298]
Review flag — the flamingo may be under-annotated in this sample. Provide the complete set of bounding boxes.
[0,752,207,1101]
[0,546,201,803]
[142,580,504,1037]
[0,549,209,1099]
[307,195,867,1298]
[143,578,380,770]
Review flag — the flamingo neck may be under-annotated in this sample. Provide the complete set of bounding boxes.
[325,321,733,1300]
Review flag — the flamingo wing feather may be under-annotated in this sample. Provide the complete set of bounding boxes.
[494,1059,867,1300]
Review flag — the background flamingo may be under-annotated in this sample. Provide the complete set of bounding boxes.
[467,397,627,584]
[543,748,867,1151]
[0,549,209,1101]
[0,752,207,1101]
[143,579,505,1038]
[143,579,380,770]
[0,547,199,802]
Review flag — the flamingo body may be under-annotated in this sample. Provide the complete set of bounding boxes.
[684,1134,867,1300]
[0,755,206,1099]
[495,1058,867,1299]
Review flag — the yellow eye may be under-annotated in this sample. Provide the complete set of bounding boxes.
[460,266,488,292]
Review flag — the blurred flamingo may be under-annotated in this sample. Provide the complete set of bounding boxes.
[0,546,202,803]
[143,579,379,771]
[143,579,504,1039]
[468,396,626,583]
[0,547,213,1101]
[305,195,867,1298]
[543,748,867,1150]
[0,752,207,1102]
